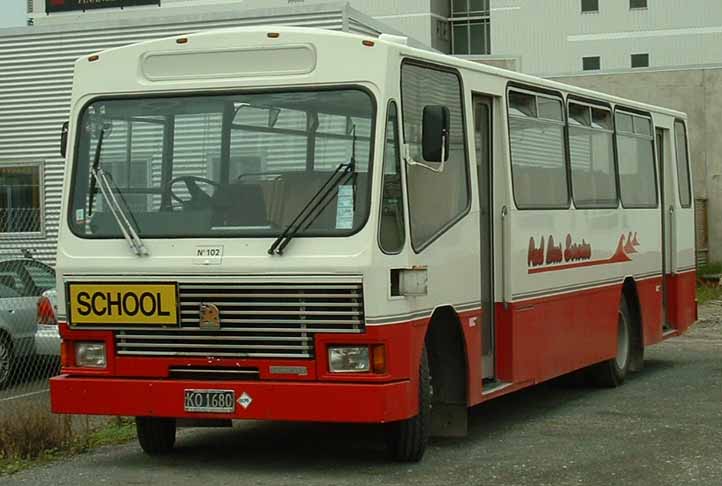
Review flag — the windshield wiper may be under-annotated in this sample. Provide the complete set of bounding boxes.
[89,128,149,256]
[268,126,358,256]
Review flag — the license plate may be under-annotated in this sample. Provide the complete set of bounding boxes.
[184,389,235,413]
[67,283,178,326]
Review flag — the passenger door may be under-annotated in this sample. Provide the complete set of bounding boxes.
[473,95,495,380]
[656,127,672,330]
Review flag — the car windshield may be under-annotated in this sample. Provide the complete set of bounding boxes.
[69,89,375,238]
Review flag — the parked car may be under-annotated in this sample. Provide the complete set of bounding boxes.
[0,257,55,389]
[35,288,59,358]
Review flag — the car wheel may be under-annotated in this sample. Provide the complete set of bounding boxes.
[136,417,177,455]
[589,297,633,388]
[0,334,14,390]
[385,348,431,462]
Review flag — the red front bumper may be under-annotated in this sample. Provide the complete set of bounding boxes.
[50,375,415,423]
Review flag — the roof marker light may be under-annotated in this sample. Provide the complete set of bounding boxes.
[267,32,280,38]
[88,54,99,62]
[176,37,188,44]
[362,40,375,47]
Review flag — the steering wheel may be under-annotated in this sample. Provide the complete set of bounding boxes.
[167,175,220,209]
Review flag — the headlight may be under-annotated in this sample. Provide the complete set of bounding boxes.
[75,342,107,368]
[328,346,370,373]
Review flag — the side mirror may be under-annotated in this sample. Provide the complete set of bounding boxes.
[60,121,69,158]
[422,105,450,163]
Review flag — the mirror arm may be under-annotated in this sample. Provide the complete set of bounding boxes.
[403,139,446,174]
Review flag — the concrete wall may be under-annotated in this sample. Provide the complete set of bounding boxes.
[491,0,722,76]
[552,68,722,260]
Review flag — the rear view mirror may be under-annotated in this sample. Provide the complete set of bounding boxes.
[60,121,69,158]
[422,105,450,163]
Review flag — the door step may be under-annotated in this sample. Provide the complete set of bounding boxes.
[482,380,513,396]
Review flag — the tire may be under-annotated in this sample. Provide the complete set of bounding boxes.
[589,297,633,388]
[0,334,15,391]
[385,348,431,462]
[136,417,177,455]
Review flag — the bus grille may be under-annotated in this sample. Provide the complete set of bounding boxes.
[115,282,364,359]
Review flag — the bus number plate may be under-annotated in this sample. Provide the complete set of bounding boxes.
[184,389,235,413]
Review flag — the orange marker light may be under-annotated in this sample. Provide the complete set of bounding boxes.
[88,55,99,62]
[267,32,280,38]
[372,344,386,374]
[176,37,188,44]
[362,40,375,47]
[60,340,73,368]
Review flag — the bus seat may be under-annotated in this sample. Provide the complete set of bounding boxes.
[211,183,268,227]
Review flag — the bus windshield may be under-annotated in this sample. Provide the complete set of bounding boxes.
[68,88,375,239]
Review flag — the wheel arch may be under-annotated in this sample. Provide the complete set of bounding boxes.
[424,305,469,407]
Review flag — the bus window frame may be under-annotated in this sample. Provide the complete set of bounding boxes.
[613,106,659,210]
[399,57,472,254]
[377,99,407,255]
[565,97,620,210]
[505,82,571,211]
[66,84,379,241]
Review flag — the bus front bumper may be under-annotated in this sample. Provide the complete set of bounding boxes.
[50,375,416,423]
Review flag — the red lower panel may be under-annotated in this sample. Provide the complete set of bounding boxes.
[50,375,414,423]
[636,276,663,346]
[666,270,697,334]
[495,284,623,384]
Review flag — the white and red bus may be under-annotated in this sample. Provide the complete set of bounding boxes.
[50,27,697,462]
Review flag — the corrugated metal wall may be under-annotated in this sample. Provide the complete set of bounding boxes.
[0,6,380,265]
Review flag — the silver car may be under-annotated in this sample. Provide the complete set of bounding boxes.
[0,258,55,389]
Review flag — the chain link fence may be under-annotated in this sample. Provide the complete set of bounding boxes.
[0,207,60,403]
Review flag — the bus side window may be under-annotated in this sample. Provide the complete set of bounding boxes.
[674,120,692,208]
[379,101,405,253]
[568,103,618,208]
[507,90,568,209]
[615,112,657,208]
[401,61,470,251]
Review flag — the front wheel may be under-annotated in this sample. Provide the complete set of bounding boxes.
[385,348,431,462]
[589,297,633,388]
[136,417,176,455]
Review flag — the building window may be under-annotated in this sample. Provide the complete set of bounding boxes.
[450,0,491,55]
[581,0,599,13]
[0,163,43,235]
[630,0,648,9]
[582,56,601,71]
[631,53,649,68]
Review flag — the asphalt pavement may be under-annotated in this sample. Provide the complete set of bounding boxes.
[4,306,721,486]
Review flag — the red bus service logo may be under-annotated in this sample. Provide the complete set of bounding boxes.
[528,232,639,274]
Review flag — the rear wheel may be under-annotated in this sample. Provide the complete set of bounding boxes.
[0,334,14,390]
[385,348,431,462]
[136,417,176,455]
[589,297,632,388]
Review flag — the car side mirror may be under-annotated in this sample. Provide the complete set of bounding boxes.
[422,105,450,163]
[60,121,69,158]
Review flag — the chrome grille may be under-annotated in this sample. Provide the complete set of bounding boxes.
[115,282,364,359]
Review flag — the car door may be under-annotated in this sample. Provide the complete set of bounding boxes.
[0,261,40,356]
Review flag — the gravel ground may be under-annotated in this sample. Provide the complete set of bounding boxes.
[4,303,721,486]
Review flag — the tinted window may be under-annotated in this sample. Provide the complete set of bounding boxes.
[616,111,657,208]
[583,56,601,71]
[379,102,405,253]
[508,91,568,209]
[631,53,649,68]
[568,103,617,208]
[582,0,599,12]
[402,62,470,250]
[674,120,692,208]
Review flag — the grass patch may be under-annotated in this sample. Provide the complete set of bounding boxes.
[696,284,722,306]
[0,405,135,476]
[696,261,722,305]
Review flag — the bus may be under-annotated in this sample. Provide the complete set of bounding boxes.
[50,26,697,462]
